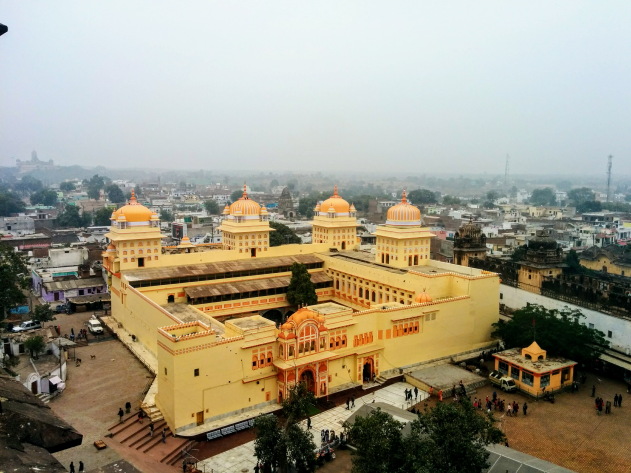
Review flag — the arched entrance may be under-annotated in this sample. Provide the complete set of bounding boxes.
[262,309,283,325]
[362,358,374,383]
[300,369,316,394]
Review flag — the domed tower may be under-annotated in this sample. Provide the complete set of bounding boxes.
[218,185,272,256]
[453,218,487,267]
[103,190,162,274]
[517,229,566,293]
[311,186,358,251]
[374,191,434,268]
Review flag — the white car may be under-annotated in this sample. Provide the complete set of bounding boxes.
[87,319,104,334]
[12,320,42,332]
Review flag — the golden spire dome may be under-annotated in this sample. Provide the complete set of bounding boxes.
[414,290,433,303]
[319,185,351,216]
[110,189,156,224]
[386,190,421,226]
[228,184,262,217]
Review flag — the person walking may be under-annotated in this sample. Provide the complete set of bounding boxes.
[506,403,512,417]
[591,385,596,397]
[619,394,623,407]
[162,427,167,443]
[78,461,84,472]
[125,401,132,414]
[69,462,75,473]
[345,398,350,410]
[414,386,419,400]
[523,402,528,416]
[351,395,355,408]
[118,407,124,423]
[149,422,155,437]
[307,416,311,429]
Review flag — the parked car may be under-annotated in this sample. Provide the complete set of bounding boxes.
[12,320,43,333]
[488,370,517,392]
[87,318,104,335]
[54,304,67,313]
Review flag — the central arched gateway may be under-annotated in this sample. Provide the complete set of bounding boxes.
[362,357,374,383]
[300,369,316,394]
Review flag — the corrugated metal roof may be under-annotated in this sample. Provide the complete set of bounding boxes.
[125,254,323,283]
[44,277,106,292]
[185,272,331,299]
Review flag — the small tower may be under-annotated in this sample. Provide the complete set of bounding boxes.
[517,229,566,293]
[103,190,162,275]
[375,191,434,268]
[311,186,358,251]
[453,219,487,267]
[218,185,272,257]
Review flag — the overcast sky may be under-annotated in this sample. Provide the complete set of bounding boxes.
[1,2,631,176]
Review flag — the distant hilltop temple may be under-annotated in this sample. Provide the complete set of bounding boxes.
[16,151,55,174]
[102,186,500,435]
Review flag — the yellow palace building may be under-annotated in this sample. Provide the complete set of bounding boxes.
[103,188,500,433]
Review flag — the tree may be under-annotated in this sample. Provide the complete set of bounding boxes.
[254,383,317,473]
[286,263,317,307]
[59,181,75,192]
[106,184,125,204]
[93,207,113,226]
[270,221,301,246]
[0,243,29,321]
[576,200,602,213]
[344,408,406,473]
[203,199,220,215]
[346,401,505,473]
[30,189,58,206]
[32,304,55,326]
[565,249,582,273]
[0,189,26,216]
[230,189,243,203]
[442,195,461,205]
[14,175,43,195]
[86,174,106,200]
[57,204,89,228]
[407,189,438,205]
[160,209,174,222]
[529,188,556,206]
[24,335,46,359]
[567,187,595,206]
[404,401,505,473]
[492,304,609,366]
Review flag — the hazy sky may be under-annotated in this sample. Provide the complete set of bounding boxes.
[2,2,631,176]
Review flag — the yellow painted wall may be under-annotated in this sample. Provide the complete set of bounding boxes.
[580,257,629,276]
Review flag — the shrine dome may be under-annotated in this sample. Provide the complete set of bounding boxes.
[111,190,158,224]
[319,186,351,216]
[229,186,262,217]
[386,191,421,226]
[414,291,433,303]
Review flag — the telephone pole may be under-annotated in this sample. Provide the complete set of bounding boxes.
[606,155,613,203]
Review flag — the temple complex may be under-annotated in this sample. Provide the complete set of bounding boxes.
[103,187,501,434]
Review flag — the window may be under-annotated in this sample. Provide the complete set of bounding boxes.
[540,373,550,388]
[522,371,534,386]
[194,368,199,377]
[498,361,509,375]
[510,367,520,380]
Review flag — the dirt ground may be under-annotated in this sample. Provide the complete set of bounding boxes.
[49,311,153,472]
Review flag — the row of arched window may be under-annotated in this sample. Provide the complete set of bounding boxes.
[393,321,420,337]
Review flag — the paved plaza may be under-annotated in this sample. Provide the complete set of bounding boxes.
[197,381,426,472]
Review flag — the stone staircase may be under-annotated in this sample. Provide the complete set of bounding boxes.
[108,412,197,467]
[36,392,51,404]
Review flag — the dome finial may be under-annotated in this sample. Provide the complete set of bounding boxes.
[401,190,407,204]
[333,185,339,197]
[129,189,138,205]
[242,184,248,200]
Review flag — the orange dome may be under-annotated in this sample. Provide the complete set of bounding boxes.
[414,291,433,303]
[319,186,350,216]
[229,185,261,217]
[111,190,156,223]
[386,191,421,226]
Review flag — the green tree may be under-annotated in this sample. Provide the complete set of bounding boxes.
[442,195,462,205]
[230,189,243,203]
[254,383,317,473]
[203,199,220,215]
[32,304,55,326]
[59,181,75,192]
[346,401,504,473]
[0,243,29,321]
[286,263,317,308]
[30,189,58,206]
[160,209,174,222]
[106,184,125,204]
[565,249,583,273]
[14,175,43,195]
[404,401,505,473]
[24,335,46,359]
[407,189,438,205]
[492,304,609,366]
[0,189,26,216]
[57,204,89,228]
[93,207,113,226]
[345,408,406,473]
[567,187,595,206]
[576,200,602,213]
[270,221,301,246]
[529,188,556,206]
[297,191,328,219]
[86,174,106,200]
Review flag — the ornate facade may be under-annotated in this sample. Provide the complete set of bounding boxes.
[103,188,501,434]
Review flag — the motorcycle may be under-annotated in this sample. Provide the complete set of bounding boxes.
[542,390,555,403]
